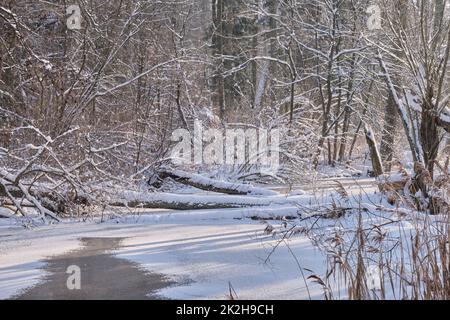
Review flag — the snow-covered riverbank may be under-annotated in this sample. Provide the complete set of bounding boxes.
[0,206,327,300]
[1,178,446,300]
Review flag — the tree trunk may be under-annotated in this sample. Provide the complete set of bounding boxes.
[420,106,439,177]
[364,125,384,177]
[211,0,226,120]
[380,92,398,169]
[379,0,408,169]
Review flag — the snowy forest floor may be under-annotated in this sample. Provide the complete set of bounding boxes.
[0,177,447,300]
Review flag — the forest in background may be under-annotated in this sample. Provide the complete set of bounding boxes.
[1,0,450,220]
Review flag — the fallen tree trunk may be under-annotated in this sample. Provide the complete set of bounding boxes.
[109,191,300,211]
[110,200,246,210]
[152,167,278,196]
[0,185,60,221]
[2,179,281,217]
[0,183,66,214]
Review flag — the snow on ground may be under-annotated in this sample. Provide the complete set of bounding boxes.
[0,177,442,300]
[0,205,328,300]
[114,216,327,300]
[0,219,80,299]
